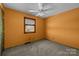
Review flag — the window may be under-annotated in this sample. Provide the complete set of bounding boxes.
[24,17,36,33]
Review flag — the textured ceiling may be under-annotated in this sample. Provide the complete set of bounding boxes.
[4,3,79,17]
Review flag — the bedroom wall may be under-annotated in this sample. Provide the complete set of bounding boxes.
[46,8,79,48]
[4,7,45,48]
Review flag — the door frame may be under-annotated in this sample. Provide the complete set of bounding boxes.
[0,4,5,56]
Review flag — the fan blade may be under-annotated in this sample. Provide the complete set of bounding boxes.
[43,8,54,11]
[28,10,39,12]
[38,3,43,10]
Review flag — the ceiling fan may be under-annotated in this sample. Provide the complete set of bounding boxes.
[28,3,50,16]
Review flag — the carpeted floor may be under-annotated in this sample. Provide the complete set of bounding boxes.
[2,39,79,56]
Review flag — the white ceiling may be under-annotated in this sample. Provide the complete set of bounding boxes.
[4,3,79,18]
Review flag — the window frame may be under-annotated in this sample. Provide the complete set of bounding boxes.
[24,17,36,34]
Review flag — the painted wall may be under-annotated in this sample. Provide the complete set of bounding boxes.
[46,8,79,48]
[4,8,45,48]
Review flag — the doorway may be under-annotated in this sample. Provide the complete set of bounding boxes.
[0,7,4,56]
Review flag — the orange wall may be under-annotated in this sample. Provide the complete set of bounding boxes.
[4,7,79,48]
[4,8,45,48]
[46,8,79,48]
